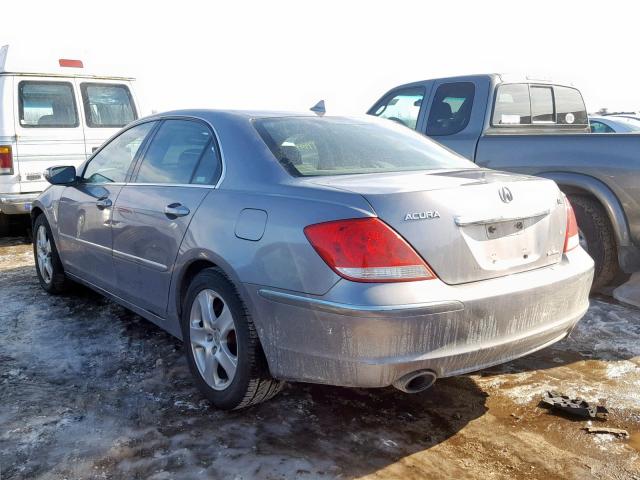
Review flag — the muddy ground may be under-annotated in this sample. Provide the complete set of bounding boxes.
[0,228,639,480]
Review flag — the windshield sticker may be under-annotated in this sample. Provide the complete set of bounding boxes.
[565,113,575,124]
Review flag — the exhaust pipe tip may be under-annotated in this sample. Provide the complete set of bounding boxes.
[393,370,437,393]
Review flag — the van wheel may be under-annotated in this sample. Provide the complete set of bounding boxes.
[568,195,619,290]
[33,214,71,294]
[181,268,283,410]
[0,213,9,236]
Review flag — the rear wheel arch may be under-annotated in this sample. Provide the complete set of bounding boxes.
[539,172,630,248]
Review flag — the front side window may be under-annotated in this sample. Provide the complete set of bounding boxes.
[135,120,215,184]
[369,87,424,129]
[426,82,475,136]
[81,83,137,128]
[555,86,588,125]
[590,121,614,133]
[254,116,474,177]
[19,81,78,128]
[492,84,531,125]
[83,122,155,183]
[531,86,555,123]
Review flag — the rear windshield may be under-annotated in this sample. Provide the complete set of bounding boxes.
[81,83,137,128]
[254,117,474,177]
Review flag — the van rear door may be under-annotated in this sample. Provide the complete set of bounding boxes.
[77,79,139,156]
[13,76,86,194]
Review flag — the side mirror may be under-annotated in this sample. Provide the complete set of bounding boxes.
[44,166,77,185]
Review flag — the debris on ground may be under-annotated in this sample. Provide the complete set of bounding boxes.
[582,427,630,438]
[539,391,609,420]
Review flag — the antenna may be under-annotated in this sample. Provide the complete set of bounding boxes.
[310,100,325,116]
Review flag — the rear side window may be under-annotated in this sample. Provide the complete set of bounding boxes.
[492,84,531,125]
[426,82,475,136]
[135,119,218,185]
[555,86,588,125]
[369,87,424,129]
[18,81,78,128]
[81,83,137,128]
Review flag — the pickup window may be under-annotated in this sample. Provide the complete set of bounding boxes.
[492,84,531,125]
[370,87,424,129]
[555,86,588,125]
[18,81,79,128]
[531,86,554,123]
[426,82,475,136]
[80,83,137,128]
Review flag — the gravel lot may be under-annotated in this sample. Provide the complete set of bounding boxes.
[0,229,639,480]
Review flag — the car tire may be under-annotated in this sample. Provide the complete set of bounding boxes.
[181,267,283,410]
[32,213,71,294]
[568,195,619,290]
[0,213,10,236]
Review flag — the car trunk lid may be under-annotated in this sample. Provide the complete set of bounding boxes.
[309,169,566,285]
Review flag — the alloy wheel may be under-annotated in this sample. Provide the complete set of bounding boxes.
[36,225,53,284]
[189,289,238,390]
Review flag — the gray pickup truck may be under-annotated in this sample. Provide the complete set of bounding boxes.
[368,74,640,289]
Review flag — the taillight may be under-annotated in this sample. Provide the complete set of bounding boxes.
[304,217,436,282]
[0,146,12,175]
[564,199,579,252]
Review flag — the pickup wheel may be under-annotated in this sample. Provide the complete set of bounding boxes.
[0,213,10,236]
[568,195,619,290]
[181,268,283,410]
[33,214,71,294]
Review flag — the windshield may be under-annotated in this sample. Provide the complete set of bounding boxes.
[614,116,640,131]
[254,116,475,177]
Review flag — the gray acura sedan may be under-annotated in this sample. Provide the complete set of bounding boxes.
[31,110,594,409]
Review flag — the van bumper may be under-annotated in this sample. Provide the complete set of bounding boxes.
[0,192,39,214]
[246,248,594,388]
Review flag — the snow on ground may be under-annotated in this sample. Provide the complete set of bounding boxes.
[1,234,639,479]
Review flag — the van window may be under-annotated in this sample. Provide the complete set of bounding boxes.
[492,84,531,125]
[369,87,424,129]
[81,83,137,128]
[19,81,78,128]
[555,86,588,125]
[83,122,155,183]
[134,119,214,184]
[426,82,475,136]
[531,86,555,123]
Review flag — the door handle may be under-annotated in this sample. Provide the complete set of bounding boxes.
[96,198,112,209]
[164,203,190,218]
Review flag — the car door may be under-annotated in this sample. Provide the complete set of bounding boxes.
[57,121,157,289]
[111,118,222,317]
[13,77,86,194]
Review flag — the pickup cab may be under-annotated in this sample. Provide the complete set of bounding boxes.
[368,74,640,289]
[0,44,143,234]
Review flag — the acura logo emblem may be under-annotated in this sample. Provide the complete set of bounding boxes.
[498,186,513,203]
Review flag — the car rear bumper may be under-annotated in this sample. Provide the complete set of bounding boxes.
[0,192,39,214]
[245,248,594,388]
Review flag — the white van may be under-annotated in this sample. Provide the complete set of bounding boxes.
[0,45,143,233]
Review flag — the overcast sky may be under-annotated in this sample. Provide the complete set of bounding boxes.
[4,1,639,115]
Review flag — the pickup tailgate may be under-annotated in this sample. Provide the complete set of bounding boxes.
[311,169,567,284]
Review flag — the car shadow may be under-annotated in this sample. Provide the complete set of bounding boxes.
[0,261,489,479]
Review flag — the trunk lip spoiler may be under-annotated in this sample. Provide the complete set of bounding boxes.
[454,209,550,227]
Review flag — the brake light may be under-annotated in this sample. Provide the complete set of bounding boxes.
[0,146,12,175]
[564,199,579,252]
[59,59,83,68]
[304,217,436,282]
